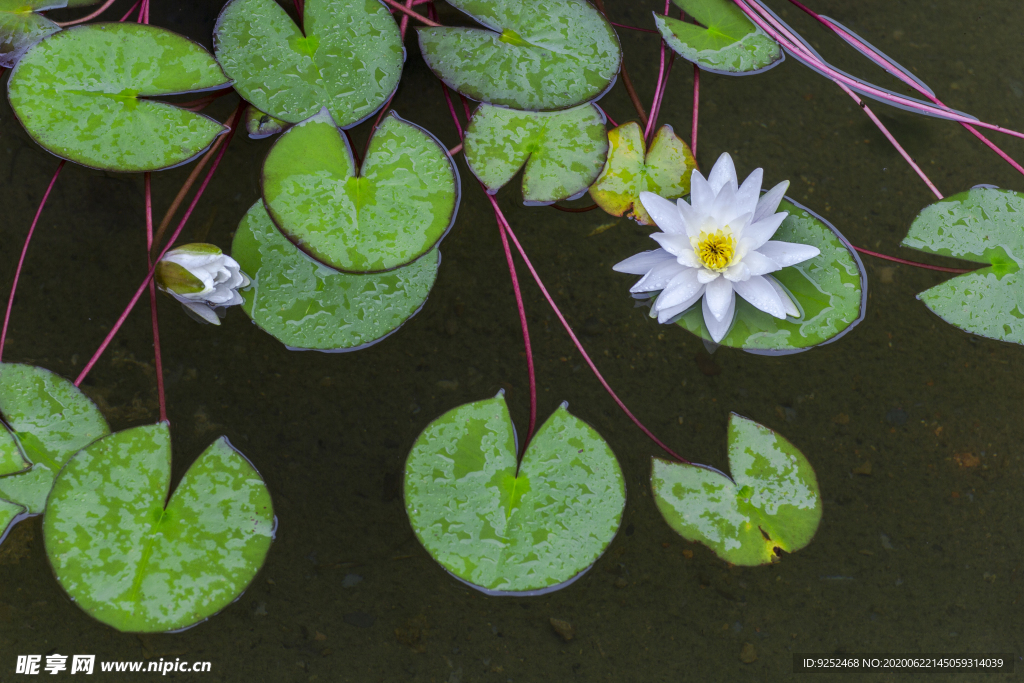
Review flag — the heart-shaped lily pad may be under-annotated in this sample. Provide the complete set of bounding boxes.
[464,103,608,205]
[0,363,109,515]
[214,0,403,128]
[590,122,697,226]
[262,109,458,273]
[655,0,783,76]
[231,201,439,351]
[901,186,1024,344]
[417,0,621,111]
[44,423,275,633]
[0,0,96,68]
[674,198,866,353]
[405,393,625,595]
[7,23,230,171]
[652,413,821,566]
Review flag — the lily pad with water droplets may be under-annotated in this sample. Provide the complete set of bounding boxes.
[901,187,1024,345]
[655,0,783,76]
[652,413,821,566]
[7,23,230,171]
[0,363,110,515]
[214,0,403,128]
[0,497,26,545]
[404,393,625,595]
[464,103,608,205]
[0,0,96,68]
[262,110,458,274]
[589,122,697,226]
[231,202,439,351]
[44,423,275,633]
[417,0,621,111]
[674,198,866,353]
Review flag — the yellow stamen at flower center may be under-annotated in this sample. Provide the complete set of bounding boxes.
[695,229,736,272]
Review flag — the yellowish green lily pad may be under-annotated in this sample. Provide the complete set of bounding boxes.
[0,0,96,68]
[44,423,275,633]
[655,0,783,75]
[405,393,625,595]
[244,104,289,139]
[589,122,697,225]
[652,413,821,566]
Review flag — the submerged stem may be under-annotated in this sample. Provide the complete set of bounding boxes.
[853,246,975,274]
[144,174,167,424]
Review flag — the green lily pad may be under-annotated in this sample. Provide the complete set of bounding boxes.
[0,421,30,476]
[0,497,26,545]
[652,413,821,566]
[231,202,439,351]
[901,186,1024,344]
[0,363,110,514]
[262,110,458,273]
[405,393,625,595]
[214,0,403,128]
[0,0,95,68]
[43,423,275,633]
[417,0,621,111]
[464,103,608,205]
[589,122,697,226]
[244,104,288,140]
[7,23,229,172]
[675,198,866,353]
[654,0,783,75]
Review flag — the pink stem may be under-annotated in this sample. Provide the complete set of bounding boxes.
[691,64,699,156]
[293,0,304,18]
[379,0,441,27]
[144,174,167,423]
[55,0,117,26]
[441,84,465,139]
[594,104,618,129]
[75,106,243,388]
[647,53,675,141]
[852,246,973,274]
[117,0,143,22]
[398,0,413,37]
[486,194,691,465]
[0,160,65,364]
[644,1,671,142]
[610,21,659,34]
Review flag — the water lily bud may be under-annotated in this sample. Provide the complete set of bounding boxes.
[155,243,250,325]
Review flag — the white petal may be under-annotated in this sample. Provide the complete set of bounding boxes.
[707,152,738,194]
[753,180,790,223]
[740,250,781,277]
[613,249,673,274]
[733,275,787,319]
[723,261,750,282]
[740,212,787,250]
[656,288,705,323]
[221,290,244,307]
[675,198,703,238]
[689,170,715,214]
[650,232,691,256]
[765,275,800,317]
[639,193,687,234]
[704,276,734,321]
[756,241,821,268]
[182,301,221,325]
[675,248,701,268]
[702,293,736,342]
[696,268,720,284]
[630,260,685,293]
[709,181,738,228]
[733,168,763,217]
[655,269,703,309]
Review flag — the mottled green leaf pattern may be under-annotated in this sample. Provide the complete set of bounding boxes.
[655,0,782,75]
[214,0,403,128]
[417,0,621,111]
[676,199,866,352]
[231,202,439,351]
[590,122,697,225]
[0,0,95,67]
[44,423,275,633]
[7,23,229,171]
[0,497,26,545]
[0,422,29,476]
[901,187,1024,344]
[244,104,288,139]
[262,110,458,273]
[464,103,608,204]
[0,363,110,514]
[652,414,821,566]
[405,394,625,594]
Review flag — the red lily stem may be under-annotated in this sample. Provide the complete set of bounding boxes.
[117,0,144,22]
[144,174,167,423]
[293,0,304,18]
[852,246,974,274]
[75,104,243,388]
[441,84,465,139]
[398,0,414,37]
[691,64,700,156]
[344,129,362,168]
[647,52,675,142]
[643,1,670,142]
[610,21,659,34]
[487,194,691,465]
[594,104,618,129]
[362,0,420,160]
[0,160,65,364]
[55,0,118,26]
[379,0,440,27]
[448,142,463,156]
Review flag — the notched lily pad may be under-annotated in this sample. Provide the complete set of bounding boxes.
[231,201,439,351]
[675,198,866,353]
[44,423,275,633]
[418,0,621,111]
[404,393,625,595]
[464,103,608,205]
[655,0,783,75]
[652,413,821,566]
[901,186,1023,344]
[0,363,110,515]
[214,0,403,128]
[590,122,696,225]
[0,0,95,68]
[262,109,459,274]
[7,23,230,171]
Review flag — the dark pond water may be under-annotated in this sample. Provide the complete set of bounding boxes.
[1,0,1023,680]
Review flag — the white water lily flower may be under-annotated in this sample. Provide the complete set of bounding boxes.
[613,152,820,342]
[155,243,250,325]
